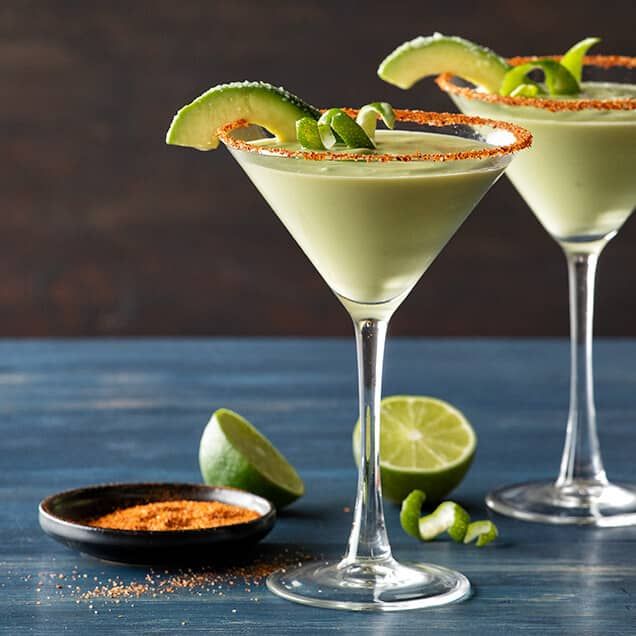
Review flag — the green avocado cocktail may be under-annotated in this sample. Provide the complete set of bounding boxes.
[379,34,636,527]
[166,82,530,610]
[235,130,504,319]
[447,81,636,243]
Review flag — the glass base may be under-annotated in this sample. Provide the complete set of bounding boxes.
[487,479,636,527]
[267,557,471,611]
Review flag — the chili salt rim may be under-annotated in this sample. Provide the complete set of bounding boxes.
[217,108,532,162]
[436,55,636,112]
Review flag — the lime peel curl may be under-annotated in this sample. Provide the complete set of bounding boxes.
[463,520,499,547]
[499,36,602,97]
[356,102,396,139]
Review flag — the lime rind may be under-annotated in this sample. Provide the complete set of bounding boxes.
[418,501,470,542]
[356,102,396,139]
[199,408,304,508]
[166,81,320,151]
[296,117,325,150]
[378,33,509,93]
[500,60,579,97]
[560,37,601,82]
[318,109,375,149]
[400,489,427,538]
[463,520,498,547]
[317,108,342,149]
[509,83,541,98]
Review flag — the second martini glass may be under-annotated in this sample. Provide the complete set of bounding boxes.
[438,56,636,526]
[219,110,530,610]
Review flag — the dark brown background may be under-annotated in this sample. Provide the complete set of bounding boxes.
[3,0,635,336]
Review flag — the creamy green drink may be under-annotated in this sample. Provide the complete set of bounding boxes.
[166,82,530,609]
[448,83,636,242]
[379,35,636,527]
[232,131,505,317]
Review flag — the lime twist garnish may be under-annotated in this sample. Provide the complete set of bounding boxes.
[419,501,471,543]
[296,118,324,150]
[402,490,499,547]
[500,59,579,96]
[400,489,427,539]
[500,37,601,97]
[463,520,499,547]
[355,102,396,138]
[560,37,602,82]
[296,103,395,151]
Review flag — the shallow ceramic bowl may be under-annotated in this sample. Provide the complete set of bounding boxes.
[38,482,276,565]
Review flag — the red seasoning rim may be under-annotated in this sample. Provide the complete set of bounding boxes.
[436,55,636,112]
[217,108,532,162]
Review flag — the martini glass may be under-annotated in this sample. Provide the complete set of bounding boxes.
[218,110,530,610]
[438,56,636,526]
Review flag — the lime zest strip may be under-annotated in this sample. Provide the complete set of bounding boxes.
[463,520,498,547]
[418,501,470,543]
[509,83,541,97]
[318,108,375,149]
[296,117,325,150]
[356,102,396,139]
[400,489,427,539]
[561,37,601,82]
[500,59,579,96]
[317,108,342,149]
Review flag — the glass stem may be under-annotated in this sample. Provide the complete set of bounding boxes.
[344,318,392,564]
[556,247,608,489]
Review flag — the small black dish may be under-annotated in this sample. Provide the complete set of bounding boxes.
[39,482,276,565]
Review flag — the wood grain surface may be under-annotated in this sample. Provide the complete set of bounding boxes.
[2,1,635,336]
[1,338,635,633]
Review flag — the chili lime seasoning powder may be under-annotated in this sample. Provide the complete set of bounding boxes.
[88,500,260,531]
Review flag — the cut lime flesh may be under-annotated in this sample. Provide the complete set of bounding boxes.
[353,395,476,504]
[199,408,304,508]
[400,489,427,539]
[166,81,320,151]
[378,33,509,93]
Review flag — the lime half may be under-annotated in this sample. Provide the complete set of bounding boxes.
[353,395,476,504]
[199,408,304,508]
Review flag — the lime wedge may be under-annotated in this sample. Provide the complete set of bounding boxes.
[463,520,498,547]
[166,81,320,151]
[400,489,427,539]
[419,501,470,542]
[378,33,509,93]
[199,408,304,508]
[561,37,601,82]
[352,396,476,503]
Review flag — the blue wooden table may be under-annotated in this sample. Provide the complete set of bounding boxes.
[1,339,635,634]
